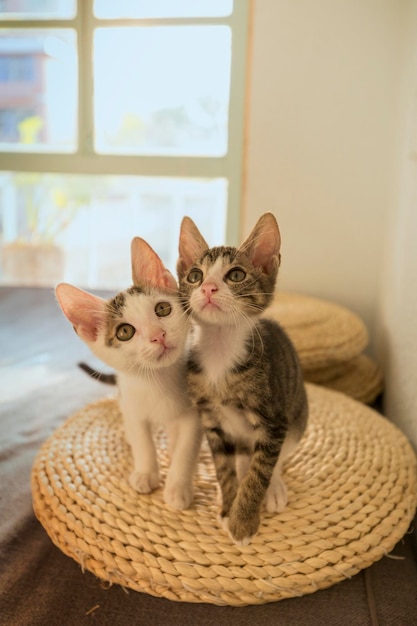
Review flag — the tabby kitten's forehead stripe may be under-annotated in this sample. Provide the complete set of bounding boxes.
[199,246,240,266]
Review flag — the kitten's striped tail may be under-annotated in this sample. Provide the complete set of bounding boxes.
[78,362,117,385]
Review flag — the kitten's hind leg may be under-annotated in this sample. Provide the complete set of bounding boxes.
[205,425,239,520]
[264,467,288,513]
[236,453,251,483]
[264,435,298,512]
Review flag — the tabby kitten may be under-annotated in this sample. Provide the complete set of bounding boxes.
[56,237,201,510]
[177,213,308,544]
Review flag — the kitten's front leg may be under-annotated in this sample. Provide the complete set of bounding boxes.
[227,439,282,545]
[123,413,160,494]
[164,410,202,510]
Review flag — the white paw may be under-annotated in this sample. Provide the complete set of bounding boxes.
[220,515,254,546]
[164,482,193,510]
[218,514,229,532]
[129,471,160,494]
[233,535,253,547]
[265,478,287,513]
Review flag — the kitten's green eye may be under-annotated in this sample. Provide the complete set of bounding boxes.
[187,268,203,284]
[155,301,172,317]
[116,323,135,341]
[226,268,246,283]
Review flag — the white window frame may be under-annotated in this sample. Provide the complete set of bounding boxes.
[0,0,250,244]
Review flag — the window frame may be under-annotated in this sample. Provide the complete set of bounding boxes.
[0,0,250,244]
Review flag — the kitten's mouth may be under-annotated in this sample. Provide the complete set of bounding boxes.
[157,344,175,360]
[195,301,226,324]
[201,298,221,312]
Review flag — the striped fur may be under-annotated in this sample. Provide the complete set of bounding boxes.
[177,213,308,545]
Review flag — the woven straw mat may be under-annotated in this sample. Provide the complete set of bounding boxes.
[32,384,417,606]
[265,293,368,369]
[303,355,384,405]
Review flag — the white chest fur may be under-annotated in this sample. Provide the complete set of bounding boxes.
[193,323,252,385]
[118,365,187,426]
[219,405,257,447]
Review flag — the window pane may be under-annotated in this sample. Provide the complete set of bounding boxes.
[0,173,227,289]
[0,0,76,20]
[94,26,231,156]
[0,29,77,152]
[94,0,233,19]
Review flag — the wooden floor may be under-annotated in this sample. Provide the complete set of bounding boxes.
[0,286,112,402]
[1,287,417,626]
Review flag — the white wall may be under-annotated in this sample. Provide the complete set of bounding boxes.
[244,0,413,353]
[377,4,417,448]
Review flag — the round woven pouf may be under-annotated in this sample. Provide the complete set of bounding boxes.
[265,292,369,368]
[31,384,417,606]
[303,355,384,405]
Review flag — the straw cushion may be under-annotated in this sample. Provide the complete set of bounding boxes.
[303,355,384,405]
[265,293,369,369]
[31,385,417,606]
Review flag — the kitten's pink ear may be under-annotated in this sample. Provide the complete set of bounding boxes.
[239,212,281,275]
[177,216,209,273]
[131,237,177,291]
[55,283,106,342]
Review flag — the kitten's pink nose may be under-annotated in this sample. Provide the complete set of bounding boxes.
[201,282,218,297]
[151,330,166,345]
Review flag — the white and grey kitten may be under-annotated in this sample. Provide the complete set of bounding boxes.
[177,212,308,544]
[56,237,201,510]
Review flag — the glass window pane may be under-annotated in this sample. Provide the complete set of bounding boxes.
[94,26,231,156]
[94,0,233,19]
[0,0,76,20]
[0,29,77,152]
[0,173,227,289]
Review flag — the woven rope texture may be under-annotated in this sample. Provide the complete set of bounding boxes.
[303,355,383,404]
[266,293,368,368]
[32,384,416,606]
